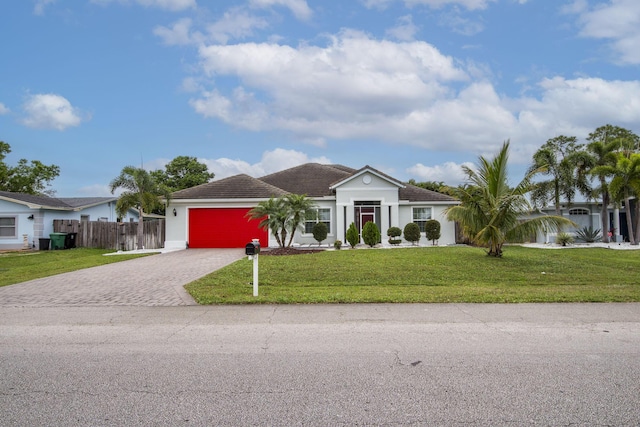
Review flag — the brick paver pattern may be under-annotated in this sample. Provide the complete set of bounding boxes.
[0,249,244,307]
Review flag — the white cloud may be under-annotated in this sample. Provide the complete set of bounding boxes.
[34,0,56,15]
[406,161,474,184]
[201,148,331,179]
[570,0,640,64]
[386,15,419,41]
[186,30,639,166]
[206,8,270,44]
[439,11,485,35]
[90,0,196,12]
[153,18,196,46]
[0,102,9,115]
[362,0,496,10]
[21,93,85,131]
[249,0,313,21]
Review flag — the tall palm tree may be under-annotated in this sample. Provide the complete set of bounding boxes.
[594,153,640,245]
[528,135,582,215]
[584,126,625,242]
[109,166,171,250]
[285,194,316,247]
[446,141,574,257]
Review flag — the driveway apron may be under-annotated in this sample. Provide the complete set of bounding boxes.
[0,249,244,307]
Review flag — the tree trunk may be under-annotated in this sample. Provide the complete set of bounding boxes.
[601,187,610,243]
[634,200,640,245]
[624,197,635,245]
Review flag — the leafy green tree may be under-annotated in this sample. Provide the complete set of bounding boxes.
[109,166,172,250]
[346,222,359,248]
[425,219,441,245]
[528,136,584,215]
[312,222,328,246]
[445,141,574,257]
[362,221,381,247]
[407,179,446,193]
[151,156,214,192]
[0,141,60,195]
[246,194,316,248]
[403,223,421,245]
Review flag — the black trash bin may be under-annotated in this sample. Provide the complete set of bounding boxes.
[39,238,51,251]
[65,232,78,249]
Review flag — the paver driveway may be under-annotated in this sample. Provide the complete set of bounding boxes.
[0,249,244,307]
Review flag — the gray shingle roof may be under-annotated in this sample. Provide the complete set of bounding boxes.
[260,163,354,197]
[172,174,288,199]
[168,164,457,203]
[0,191,117,209]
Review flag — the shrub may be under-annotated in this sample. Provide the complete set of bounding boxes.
[333,240,342,250]
[346,222,359,248]
[556,232,574,246]
[425,219,441,245]
[312,222,328,245]
[575,227,601,243]
[387,226,402,245]
[362,221,381,247]
[404,223,421,245]
[387,226,402,238]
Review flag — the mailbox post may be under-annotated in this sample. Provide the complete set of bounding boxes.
[245,240,261,296]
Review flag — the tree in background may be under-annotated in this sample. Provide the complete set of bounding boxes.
[109,166,172,250]
[407,179,446,193]
[285,194,316,247]
[425,219,441,245]
[446,141,573,257]
[0,141,60,195]
[403,222,421,245]
[151,156,214,192]
[528,136,585,215]
[312,222,328,246]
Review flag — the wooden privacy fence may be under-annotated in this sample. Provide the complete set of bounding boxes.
[53,219,165,250]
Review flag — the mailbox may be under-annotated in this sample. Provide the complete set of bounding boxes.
[245,242,260,256]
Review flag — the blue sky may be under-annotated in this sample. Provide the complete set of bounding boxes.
[1,0,639,196]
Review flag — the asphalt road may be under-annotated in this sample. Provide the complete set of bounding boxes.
[1,303,639,426]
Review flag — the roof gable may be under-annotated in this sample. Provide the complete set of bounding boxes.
[330,165,405,190]
[172,174,288,199]
[0,191,117,210]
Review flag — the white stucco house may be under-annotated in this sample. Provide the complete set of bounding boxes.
[0,191,139,250]
[164,163,460,249]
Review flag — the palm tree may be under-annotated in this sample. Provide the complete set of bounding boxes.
[528,136,583,215]
[246,197,289,248]
[584,126,625,242]
[109,166,172,250]
[285,194,316,247]
[446,141,574,257]
[594,153,640,245]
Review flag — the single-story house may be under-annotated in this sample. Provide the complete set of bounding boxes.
[0,191,139,250]
[533,200,637,243]
[165,163,460,249]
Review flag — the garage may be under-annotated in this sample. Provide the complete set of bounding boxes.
[188,208,267,248]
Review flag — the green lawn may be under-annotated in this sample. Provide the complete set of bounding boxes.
[186,246,640,304]
[0,248,151,287]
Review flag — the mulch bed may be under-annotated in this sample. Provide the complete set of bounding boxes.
[261,247,326,256]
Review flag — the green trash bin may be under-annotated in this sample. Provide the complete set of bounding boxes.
[50,232,68,250]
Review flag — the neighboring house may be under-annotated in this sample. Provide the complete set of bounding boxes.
[532,200,637,243]
[165,163,459,249]
[0,191,139,250]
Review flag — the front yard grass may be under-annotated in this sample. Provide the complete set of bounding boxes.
[186,246,640,304]
[0,248,151,287]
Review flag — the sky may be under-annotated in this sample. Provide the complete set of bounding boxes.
[1,0,639,196]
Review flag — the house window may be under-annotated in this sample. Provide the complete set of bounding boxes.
[569,208,589,215]
[0,217,17,238]
[412,207,432,232]
[305,208,331,234]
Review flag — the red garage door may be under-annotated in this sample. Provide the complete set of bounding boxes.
[188,208,267,248]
